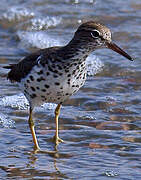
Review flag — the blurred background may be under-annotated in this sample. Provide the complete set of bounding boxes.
[0,0,141,179]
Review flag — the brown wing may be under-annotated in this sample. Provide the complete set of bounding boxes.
[3,47,60,82]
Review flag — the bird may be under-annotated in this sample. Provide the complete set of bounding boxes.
[4,21,133,151]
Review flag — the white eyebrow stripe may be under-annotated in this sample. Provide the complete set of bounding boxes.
[91,32,95,38]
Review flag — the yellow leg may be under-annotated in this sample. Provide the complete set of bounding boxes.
[28,107,40,150]
[53,104,64,145]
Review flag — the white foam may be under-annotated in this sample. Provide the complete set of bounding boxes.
[0,92,96,128]
[0,6,34,21]
[68,0,94,3]
[86,54,104,76]
[28,16,62,31]
[0,93,29,110]
[0,113,15,128]
[40,103,56,111]
[0,93,56,111]
[17,31,61,49]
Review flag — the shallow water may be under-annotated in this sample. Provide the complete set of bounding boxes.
[0,0,141,179]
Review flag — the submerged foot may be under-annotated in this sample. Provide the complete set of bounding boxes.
[33,145,41,153]
[53,135,64,145]
[33,146,57,154]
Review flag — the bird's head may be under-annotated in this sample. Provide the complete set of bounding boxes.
[74,21,133,61]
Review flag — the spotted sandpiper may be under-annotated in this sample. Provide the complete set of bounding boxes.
[4,21,133,151]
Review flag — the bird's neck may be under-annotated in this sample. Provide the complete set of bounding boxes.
[58,37,93,63]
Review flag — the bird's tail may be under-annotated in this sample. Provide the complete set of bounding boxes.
[3,64,15,69]
[3,64,17,82]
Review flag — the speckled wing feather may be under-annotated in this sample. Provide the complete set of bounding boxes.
[3,47,60,82]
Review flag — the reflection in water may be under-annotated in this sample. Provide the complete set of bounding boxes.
[0,148,71,179]
[89,142,109,149]
[25,148,71,179]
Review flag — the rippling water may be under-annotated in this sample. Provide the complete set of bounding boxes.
[0,0,141,179]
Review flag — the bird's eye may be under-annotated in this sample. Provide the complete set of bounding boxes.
[91,30,100,38]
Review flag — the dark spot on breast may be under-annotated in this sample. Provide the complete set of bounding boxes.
[31,94,37,98]
[41,95,46,99]
[27,79,30,83]
[72,70,76,75]
[31,86,36,91]
[53,75,58,78]
[67,74,71,77]
[76,66,79,70]
[41,89,46,92]
[55,82,60,86]
[65,93,69,95]
[36,86,40,90]
[45,84,50,88]
[46,72,50,76]
[54,70,58,74]
[52,64,55,68]
[59,73,63,76]
[65,69,69,73]
[24,90,27,93]
[57,65,62,70]
[67,78,71,84]
[48,66,54,72]
[60,86,63,89]
[24,84,28,88]
[37,77,45,82]
[29,76,34,81]
[83,75,85,79]
[37,70,43,75]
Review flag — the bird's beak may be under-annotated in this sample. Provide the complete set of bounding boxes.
[106,42,133,61]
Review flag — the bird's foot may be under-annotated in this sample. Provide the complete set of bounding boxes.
[33,145,41,153]
[33,146,57,154]
[53,135,64,145]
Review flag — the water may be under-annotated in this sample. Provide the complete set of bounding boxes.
[0,0,141,179]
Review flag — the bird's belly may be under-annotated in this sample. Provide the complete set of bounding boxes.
[19,63,87,106]
[19,61,86,106]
